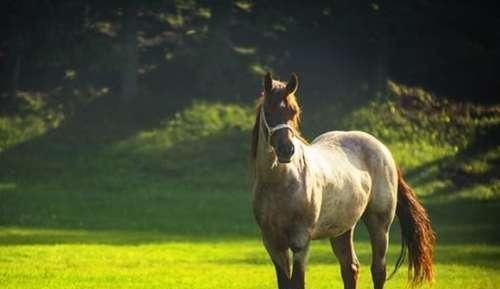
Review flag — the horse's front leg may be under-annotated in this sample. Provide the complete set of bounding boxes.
[263,238,292,289]
[290,241,310,289]
[273,260,291,289]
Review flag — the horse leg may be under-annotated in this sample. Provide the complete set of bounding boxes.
[290,242,310,289]
[330,229,359,289]
[274,260,291,289]
[269,250,291,289]
[263,239,292,289]
[364,213,391,289]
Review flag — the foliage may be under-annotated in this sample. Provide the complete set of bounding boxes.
[334,82,500,200]
[125,101,253,151]
[0,92,64,153]
[2,1,498,115]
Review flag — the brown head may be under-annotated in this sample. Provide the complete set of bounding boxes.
[251,72,305,163]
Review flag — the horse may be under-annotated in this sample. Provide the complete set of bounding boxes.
[251,72,436,289]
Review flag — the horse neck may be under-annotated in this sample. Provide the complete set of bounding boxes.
[254,126,306,183]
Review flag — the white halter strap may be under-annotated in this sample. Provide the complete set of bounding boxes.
[260,106,295,140]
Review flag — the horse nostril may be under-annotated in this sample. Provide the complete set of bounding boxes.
[276,144,286,156]
[277,143,294,157]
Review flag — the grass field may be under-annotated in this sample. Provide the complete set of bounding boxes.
[1,88,499,288]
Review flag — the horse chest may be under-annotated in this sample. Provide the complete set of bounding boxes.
[253,182,316,244]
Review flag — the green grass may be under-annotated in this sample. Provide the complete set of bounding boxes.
[1,234,499,289]
[1,91,500,288]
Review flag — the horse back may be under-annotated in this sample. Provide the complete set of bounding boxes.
[311,130,397,175]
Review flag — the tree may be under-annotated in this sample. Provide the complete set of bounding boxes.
[120,0,138,104]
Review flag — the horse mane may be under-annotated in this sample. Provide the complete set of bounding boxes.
[250,80,308,161]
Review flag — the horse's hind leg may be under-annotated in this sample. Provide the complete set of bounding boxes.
[364,213,391,289]
[330,229,359,289]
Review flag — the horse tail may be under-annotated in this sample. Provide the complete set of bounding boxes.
[390,169,436,286]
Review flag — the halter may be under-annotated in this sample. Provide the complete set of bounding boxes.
[260,106,296,141]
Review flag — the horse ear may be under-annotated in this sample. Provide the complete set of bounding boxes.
[286,73,298,95]
[264,72,273,94]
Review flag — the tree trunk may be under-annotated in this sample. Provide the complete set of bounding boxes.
[11,54,21,99]
[198,0,232,99]
[121,0,138,104]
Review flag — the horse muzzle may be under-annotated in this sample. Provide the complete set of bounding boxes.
[276,143,295,163]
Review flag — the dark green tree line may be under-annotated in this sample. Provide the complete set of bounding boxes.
[0,0,498,115]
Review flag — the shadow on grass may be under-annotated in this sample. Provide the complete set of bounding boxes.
[406,122,500,199]
[1,123,500,249]
[0,125,258,241]
[1,197,499,246]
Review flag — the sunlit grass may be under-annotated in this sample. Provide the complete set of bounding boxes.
[0,228,499,289]
[118,101,253,153]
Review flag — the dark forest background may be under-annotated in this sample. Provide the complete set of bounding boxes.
[1,0,498,120]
